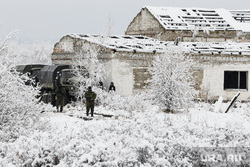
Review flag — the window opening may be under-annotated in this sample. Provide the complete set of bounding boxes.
[224,71,247,89]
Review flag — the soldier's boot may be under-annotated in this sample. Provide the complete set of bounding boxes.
[91,106,94,117]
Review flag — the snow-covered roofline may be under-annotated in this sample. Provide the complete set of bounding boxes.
[181,42,250,55]
[68,34,169,53]
[145,6,250,32]
[66,34,250,55]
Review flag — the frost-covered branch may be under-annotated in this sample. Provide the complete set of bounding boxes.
[71,44,106,102]
[0,30,18,53]
[0,31,42,142]
[147,46,196,112]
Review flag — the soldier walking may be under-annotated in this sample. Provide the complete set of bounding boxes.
[55,84,66,112]
[85,86,97,117]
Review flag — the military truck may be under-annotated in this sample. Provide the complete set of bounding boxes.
[15,64,46,86]
[39,65,89,105]
[16,64,89,106]
[39,65,71,105]
[60,67,89,98]
[15,64,46,74]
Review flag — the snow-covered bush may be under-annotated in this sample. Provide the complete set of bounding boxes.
[71,44,105,100]
[70,43,150,113]
[94,89,151,112]
[5,103,250,166]
[147,46,196,112]
[1,101,250,166]
[0,32,42,142]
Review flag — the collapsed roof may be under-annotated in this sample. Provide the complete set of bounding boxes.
[183,42,250,55]
[67,34,250,55]
[145,6,250,32]
[69,34,169,53]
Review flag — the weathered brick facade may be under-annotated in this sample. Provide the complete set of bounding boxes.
[52,35,159,96]
[52,34,250,101]
[52,6,250,101]
[125,7,250,42]
[190,53,250,101]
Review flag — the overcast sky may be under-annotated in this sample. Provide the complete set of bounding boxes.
[0,0,250,44]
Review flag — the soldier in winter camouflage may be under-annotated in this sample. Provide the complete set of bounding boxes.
[55,84,66,112]
[85,86,97,117]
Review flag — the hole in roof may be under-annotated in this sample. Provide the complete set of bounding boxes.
[110,36,119,39]
[198,10,216,13]
[122,36,133,39]
[135,36,146,39]
[79,35,89,38]
[132,45,143,49]
[160,15,171,18]
[118,46,129,49]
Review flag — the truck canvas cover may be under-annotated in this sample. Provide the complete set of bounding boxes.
[40,65,70,89]
[16,64,45,74]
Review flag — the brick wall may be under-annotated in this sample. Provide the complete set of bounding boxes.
[125,8,250,42]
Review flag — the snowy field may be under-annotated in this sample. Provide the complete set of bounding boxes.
[1,34,250,166]
[1,101,250,166]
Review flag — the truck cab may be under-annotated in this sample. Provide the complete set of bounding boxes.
[60,68,89,98]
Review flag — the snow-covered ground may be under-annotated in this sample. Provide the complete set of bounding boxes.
[1,101,250,166]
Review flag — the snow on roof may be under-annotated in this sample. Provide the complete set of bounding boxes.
[68,34,169,53]
[145,6,250,32]
[67,34,250,55]
[181,42,250,55]
[230,10,250,23]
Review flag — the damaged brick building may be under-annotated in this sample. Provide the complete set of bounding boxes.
[51,6,250,101]
[52,34,168,96]
[125,6,250,42]
[52,34,250,101]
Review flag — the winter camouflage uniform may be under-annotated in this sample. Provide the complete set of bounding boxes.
[55,85,66,112]
[85,87,97,117]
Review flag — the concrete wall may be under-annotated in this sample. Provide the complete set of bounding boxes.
[101,51,154,96]
[200,64,250,101]
[109,59,134,96]
[192,53,250,101]
[100,57,134,96]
